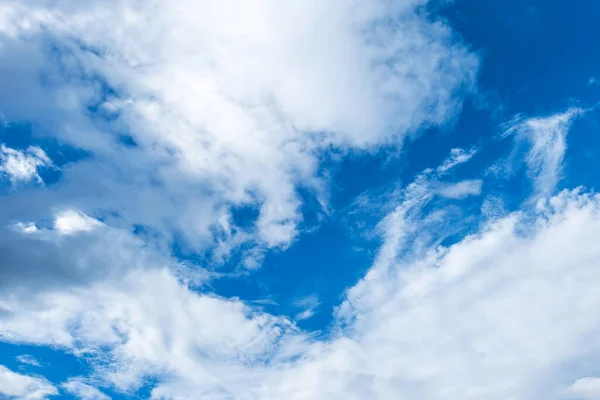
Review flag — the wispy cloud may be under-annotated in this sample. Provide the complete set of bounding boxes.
[504,108,584,198]
[61,379,110,400]
[292,294,321,321]
[16,354,41,367]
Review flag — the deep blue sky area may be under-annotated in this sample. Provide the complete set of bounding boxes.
[443,0,600,114]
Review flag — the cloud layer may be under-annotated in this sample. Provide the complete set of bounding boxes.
[3,145,600,399]
[1,1,599,400]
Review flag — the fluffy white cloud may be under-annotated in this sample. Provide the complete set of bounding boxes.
[0,0,477,255]
[0,266,302,395]
[0,145,51,185]
[0,365,57,399]
[53,209,102,235]
[62,379,110,400]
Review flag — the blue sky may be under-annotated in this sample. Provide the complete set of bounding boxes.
[2,0,600,399]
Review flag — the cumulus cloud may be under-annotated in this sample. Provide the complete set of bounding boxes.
[53,209,102,235]
[0,145,51,185]
[0,365,57,399]
[332,188,600,400]
[0,0,477,256]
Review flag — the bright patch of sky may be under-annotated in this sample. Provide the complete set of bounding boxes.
[1,0,600,399]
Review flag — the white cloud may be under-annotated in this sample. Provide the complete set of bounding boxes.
[61,379,110,400]
[330,188,600,399]
[0,267,303,395]
[0,0,477,255]
[4,147,600,398]
[0,365,57,399]
[0,145,51,185]
[363,147,481,275]
[504,108,583,197]
[12,222,40,233]
[436,179,483,199]
[480,195,506,220]
[16,354,41,367]
[569,377,600,400]
[437,147,478,173]
[3,1,600,399]
[53,210,102,235]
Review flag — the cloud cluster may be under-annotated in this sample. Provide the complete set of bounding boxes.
[0,365,57,399]
[61,379,111,400]
[0,0,477,257]
[0,145,51,185]
[3,140,600,399]
[1,0,599,399]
